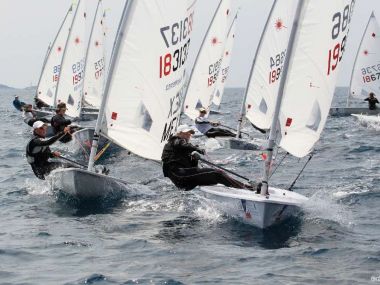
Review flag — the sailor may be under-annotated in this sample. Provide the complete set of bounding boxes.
[23,104,49,127]
[26,121,73,180]
[51,102,77,142]
[161,125,253,191]
[13,95,26,111]
[364,92,379,110]
[195,107,236,138]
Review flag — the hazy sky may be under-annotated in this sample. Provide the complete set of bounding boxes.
[0,0,379,88]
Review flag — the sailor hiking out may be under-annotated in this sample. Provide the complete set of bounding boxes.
[51,102,78,142]
[195,107,236,138]
[161,125,254,191]
[26,121,75,180]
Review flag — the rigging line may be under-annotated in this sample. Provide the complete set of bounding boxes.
[269,151,289,179]
[287,152,314,191]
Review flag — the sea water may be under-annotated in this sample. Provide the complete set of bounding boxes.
[0,87,379,284]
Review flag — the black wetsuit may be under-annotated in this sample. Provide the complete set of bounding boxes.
[364,97,379,110]
[51,114,72,142]
[195,117,235,138]
[26,131,72,179]
[161,135,246,190]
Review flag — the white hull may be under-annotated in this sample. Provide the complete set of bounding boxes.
[50,168,128,199]
[218,137,263,150]
[329,107,380,117]
[199,185,308,229]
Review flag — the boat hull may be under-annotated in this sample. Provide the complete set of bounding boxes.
[219,137,263,150]
[199,185,308,229]
[50,168,128,199]
[329,107,380,117]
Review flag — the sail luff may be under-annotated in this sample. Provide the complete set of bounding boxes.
[181,0,223,118]
[82,0,106,108]
[53,1,81,108]
[35,44,52,100]
[88,0,134,171]
[261,0,304,196]
[212,10,238,109]
[236,1,277,138]
[36,6,72,106]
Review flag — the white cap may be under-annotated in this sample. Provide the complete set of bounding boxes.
[32,121,46,129]
[176,124,195,134]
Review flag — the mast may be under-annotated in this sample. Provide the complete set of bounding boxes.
[260,0,304,196]
[81,0,103,108]
[346,11,375,107]
[181,0,223,112]
[35,44,51,100]
[36,6,72,105]
[236,1,277,138]
[87,0,134,171]
[53,1,81,108]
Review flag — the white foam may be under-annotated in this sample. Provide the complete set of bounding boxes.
[303,189,355,227]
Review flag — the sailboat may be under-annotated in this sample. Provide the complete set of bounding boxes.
[34,0,98,121]
[330,12,380,117]
[183,0,233,120]
[51,0,196,199]
[82,0,107,110]
[224,0,300,151]
[199,0,355,229]
[34,5,73,113]
[209,14,238,113]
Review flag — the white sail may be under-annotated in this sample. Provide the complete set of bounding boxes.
[183,0,232,120]
[212,13,238,107]
[102,0,196,161]
[350,12,380,99]
[36,7,73,107]
[55,0,87,118]
[244,0,299,130]
[278,0,355,157]
[83,0,106,108]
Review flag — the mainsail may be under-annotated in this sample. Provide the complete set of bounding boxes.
[278,0,355,158]
[90,0,196,162]
[183,0,232,120]
[212,12,238,107]
[36,6,73,107]
[349,12,380,99]
[243,0,299,131]
[83,0,107,108]
[54,0,87,118]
